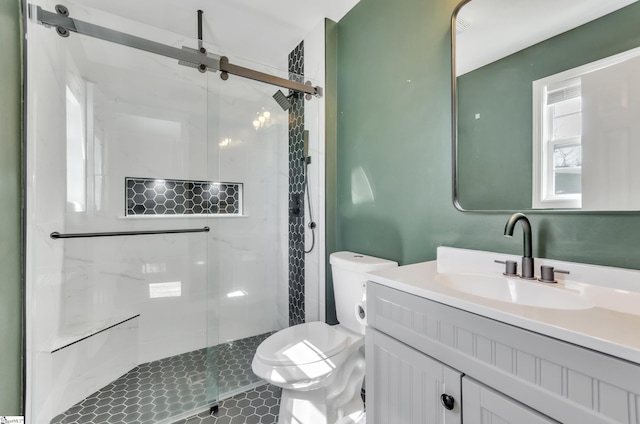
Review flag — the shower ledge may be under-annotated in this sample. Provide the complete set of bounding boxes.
[49,314,139,354]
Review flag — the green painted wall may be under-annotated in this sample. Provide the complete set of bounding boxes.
[0,0,23,415]
[335,0,640,271]
[457,3,640,210]
[325,19,339,325]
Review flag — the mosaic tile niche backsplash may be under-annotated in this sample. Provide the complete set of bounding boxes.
[126,178,242,216]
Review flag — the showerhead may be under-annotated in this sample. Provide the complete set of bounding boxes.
[273,89,293,111]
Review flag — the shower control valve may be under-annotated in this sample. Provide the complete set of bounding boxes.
[289,194,303,218]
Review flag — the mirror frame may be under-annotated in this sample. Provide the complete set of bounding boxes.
[450,0,640,214]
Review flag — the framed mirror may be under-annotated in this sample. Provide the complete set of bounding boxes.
[452,0,640,211]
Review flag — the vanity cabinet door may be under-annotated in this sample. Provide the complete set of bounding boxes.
[366,328,462,424]
[462,377,559,424]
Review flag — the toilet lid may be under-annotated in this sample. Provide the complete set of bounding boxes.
[256,322,348,366]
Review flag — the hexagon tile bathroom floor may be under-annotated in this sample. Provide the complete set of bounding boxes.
[174,384,281,424]
[50,332,276,424]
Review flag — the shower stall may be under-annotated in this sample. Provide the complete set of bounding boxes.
[24,1,324,423]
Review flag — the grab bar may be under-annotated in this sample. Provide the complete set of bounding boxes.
[50,226,210,239]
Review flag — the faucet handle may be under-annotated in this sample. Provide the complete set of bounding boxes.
[495,259,518,276]
[539,265,570,283]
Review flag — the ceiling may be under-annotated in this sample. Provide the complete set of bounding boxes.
[66,0,360,70]
[456,0,638,75]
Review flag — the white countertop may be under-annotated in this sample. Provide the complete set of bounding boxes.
[365,247,640,365]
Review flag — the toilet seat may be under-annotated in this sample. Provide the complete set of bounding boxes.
[252,322,363,390]
[256,322,349,366]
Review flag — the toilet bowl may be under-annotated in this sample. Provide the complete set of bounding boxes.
[252,252,398,424]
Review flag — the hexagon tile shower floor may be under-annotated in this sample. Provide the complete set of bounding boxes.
[50,332,280,424]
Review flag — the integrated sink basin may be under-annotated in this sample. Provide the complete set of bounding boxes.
[364,247,640,364]
[435,273,594,310]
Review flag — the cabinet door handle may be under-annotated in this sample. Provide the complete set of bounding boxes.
[440,393,455,410]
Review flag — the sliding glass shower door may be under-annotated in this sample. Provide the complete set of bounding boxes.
[26,2,220,423]
[26,1,317,422]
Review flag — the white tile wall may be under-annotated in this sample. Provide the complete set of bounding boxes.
[25,3,302,422]
[303,21,327,324]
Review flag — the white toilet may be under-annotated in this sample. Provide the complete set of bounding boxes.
[252,251,398,424]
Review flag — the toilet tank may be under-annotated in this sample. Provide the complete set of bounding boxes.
[330,252,398,334]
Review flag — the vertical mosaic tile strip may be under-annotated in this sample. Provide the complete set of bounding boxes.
[126,178,242,216]
[288,41,306,326]
[50,332,273,424]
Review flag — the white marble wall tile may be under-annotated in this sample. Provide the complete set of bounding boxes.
[50,320,139,419]
[303,21,327,324]
[30,320,138,424]
[276,143,290,329]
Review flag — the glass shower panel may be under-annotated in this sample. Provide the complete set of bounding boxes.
[205,56,321,399]
[26,2,219,423]
[206,64,290,399]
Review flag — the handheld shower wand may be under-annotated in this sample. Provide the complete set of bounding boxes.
[302,131,316,253]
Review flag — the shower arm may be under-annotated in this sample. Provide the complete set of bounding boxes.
[33,5,323,98]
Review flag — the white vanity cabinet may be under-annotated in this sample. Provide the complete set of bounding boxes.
[367,328,556,424]
[367,328,462,423]
[365,282,640,424]
[462,378,558,424]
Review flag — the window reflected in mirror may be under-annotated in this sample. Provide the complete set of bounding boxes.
[532,47,640,210]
